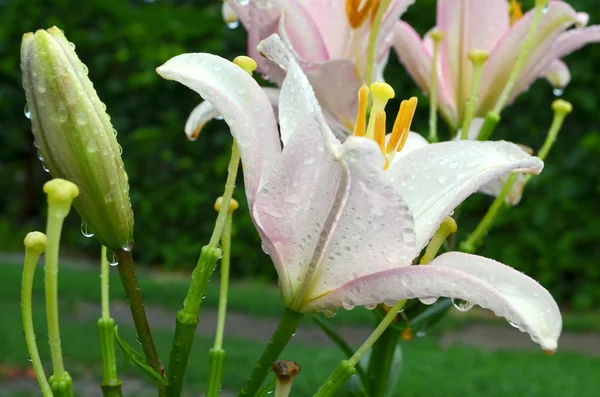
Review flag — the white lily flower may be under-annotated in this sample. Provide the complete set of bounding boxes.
[157,35,561,352]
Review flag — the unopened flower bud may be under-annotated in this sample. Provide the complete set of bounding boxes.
[21,27,134,250]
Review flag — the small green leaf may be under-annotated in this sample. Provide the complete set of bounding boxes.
[113,326,168,386]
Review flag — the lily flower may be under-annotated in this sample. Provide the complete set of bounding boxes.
[393,0,600,127]
[157,34,561,352]
[187,0,415,139]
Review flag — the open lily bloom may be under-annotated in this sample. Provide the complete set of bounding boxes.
[393,0,600,127]
[186,0,414,137]
[157,34,561,352]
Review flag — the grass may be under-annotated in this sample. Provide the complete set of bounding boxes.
[2,259,600,396]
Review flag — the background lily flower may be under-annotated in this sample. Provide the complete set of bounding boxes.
[157,34,561,352]
[188,0,414,136]
[393,0,600,127]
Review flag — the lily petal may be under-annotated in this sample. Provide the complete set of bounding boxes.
[512,25,600,102]
[477,1,579,115]
[437,0,510,119]
[297,0,350,59]
[156,53,281,207]
[542,59,571,91]
[306,252,562,352]
[184,88,280,141]
[386,140,543,252]
[306,136,416,301]
[392,21,456,124]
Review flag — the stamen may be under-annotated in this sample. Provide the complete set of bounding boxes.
[353,85,370,137]
[365,82,394,139]
[460,50,489,139]
[369,0,381,23]
[373,111,386,153]
[508,0,524,26]
[346,0,373,29]
[233,55,257,75]
[428,29,443,142]
[419,217,457,265]
[387,97,417,155]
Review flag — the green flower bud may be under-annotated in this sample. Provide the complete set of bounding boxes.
[21,27,134,251]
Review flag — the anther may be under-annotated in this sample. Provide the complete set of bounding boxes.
[233,56,257,75]
[353,85,370,137]
[387,97,417,155]
[365,82,395,139]
[346,0,373,29]
[509,1,524,26]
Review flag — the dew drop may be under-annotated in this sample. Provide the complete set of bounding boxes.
[81,223,95,238]
[542,4,549,13]
[452,298,473,312]
[416,331,427,337]
[68,42,76,50]
[419,297,438,305]
[42,163,50,173]
[323,308,337,318]
[238,0,250,5]
[508,319,519,329]
[227,19,239,29]
[107,251,118,267]
[24,104,31,119]
[553,87,563,97]
[364,303,377,310]
[112,128,118,136]
[122,241,134,252]
[36,150,44,161]
[104,192,114,203]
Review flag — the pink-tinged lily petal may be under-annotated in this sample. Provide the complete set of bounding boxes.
[305,252,562,352]
[156,53,281,207]
[543,59,571,90]
[437,0,510,119]
[576,12,590,27]
[393,131,429,158]
[297,0,350,59]
[306,136,416,300]
[386,140,543,253]
[511,25,600,103]
[259,31,362,130]
[476,1,579,115]
[392,22,457,124]
[184,88,280,141]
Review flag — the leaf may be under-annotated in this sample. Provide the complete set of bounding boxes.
[113,326,168,386]
[381,344,403,397]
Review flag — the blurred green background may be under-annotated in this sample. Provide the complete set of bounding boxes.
[1,0,600,313]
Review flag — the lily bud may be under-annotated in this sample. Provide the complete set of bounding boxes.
[21,27,133,251]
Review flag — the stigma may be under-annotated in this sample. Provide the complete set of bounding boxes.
[352,82,417,169]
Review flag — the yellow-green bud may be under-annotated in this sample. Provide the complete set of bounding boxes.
[21,27,133,250]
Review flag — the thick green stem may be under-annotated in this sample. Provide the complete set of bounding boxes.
[366,326,399,397]
[238,308,304,397]
[99,246,122,397]
[476,111,500,141]
[206,349,226,397]
[166,140,239,397]
[460,173,518,253]
[115,248,165,396]
[22,232,53,397]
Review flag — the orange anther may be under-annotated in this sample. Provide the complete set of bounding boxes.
[353,85,370,137]
[346,0,373,29]
[374,110,386,153]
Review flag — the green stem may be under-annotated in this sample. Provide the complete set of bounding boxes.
[206,210,234,397]
[115,248,165,396]
[461,51,488,140]
[45,211,66,380]
[315,300,406,397]
[459,173,518,253]
[476,111,501,141]
[365,0,391,84]
[238,308,304,397]
[366,326,399,397]
[428,30,443,143]
[49,373,74,397]
[493,1,545,115]
[22,233,53,397]
[99,246,123,397]
[166,140,240,397]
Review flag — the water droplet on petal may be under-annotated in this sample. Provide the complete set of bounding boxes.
[42,163,50,173]
[452,298,473,312]
[24,104,31,119]
[542,4,549,13]
[122,241,134,252]
[36,150,44,161]
[81,223,95,238]
[553,88,563,97]
[227,19,239,29]
[419,297,438,305]
[508,319,519,328]
[238,0,250,5]
[107,251,118,267]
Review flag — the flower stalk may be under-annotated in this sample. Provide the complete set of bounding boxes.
[22,231,53,397]
[461,50,489,139]
[206,197,239,397]
[43,179,79,396]
[98,246,123,397]
[428,29,443,142]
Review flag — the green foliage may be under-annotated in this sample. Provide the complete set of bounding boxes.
[1,0,599,309]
